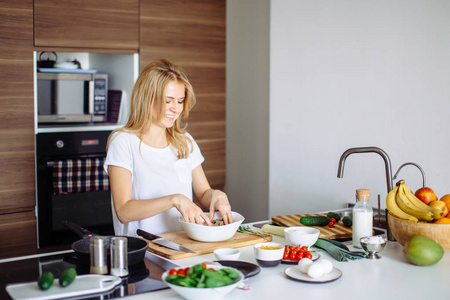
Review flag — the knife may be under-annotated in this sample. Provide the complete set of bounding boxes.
[137,229,197,254]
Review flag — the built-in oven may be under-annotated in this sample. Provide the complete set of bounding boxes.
[36,131,114,248]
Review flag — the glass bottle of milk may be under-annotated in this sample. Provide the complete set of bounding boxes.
[352,189,373,248]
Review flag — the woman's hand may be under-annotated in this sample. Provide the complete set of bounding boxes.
[205,190,232,225]
[173,194,212,226]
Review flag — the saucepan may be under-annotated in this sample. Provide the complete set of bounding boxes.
[63,221,148,266]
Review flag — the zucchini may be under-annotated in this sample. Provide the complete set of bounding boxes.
[261,224,286,236]
[59,268,77,287]
[343,216,352,227]
[300,216,330,226]
[37,272,54,290]
[326,212,341,223]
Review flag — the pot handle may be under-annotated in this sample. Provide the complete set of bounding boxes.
[63,220,95,238]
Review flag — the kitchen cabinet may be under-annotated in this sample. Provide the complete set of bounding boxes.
[0,0,36,258]
[34,0,139,52]
[140,0,226,189]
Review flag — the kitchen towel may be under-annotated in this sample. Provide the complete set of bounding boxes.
[52,157,110,195]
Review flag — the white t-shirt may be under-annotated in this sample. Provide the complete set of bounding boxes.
[104,131,204,237]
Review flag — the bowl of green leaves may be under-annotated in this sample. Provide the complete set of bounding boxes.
[162,263,244,300]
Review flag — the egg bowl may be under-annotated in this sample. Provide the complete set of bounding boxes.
[179,211,245,242]
[253,242,284,267]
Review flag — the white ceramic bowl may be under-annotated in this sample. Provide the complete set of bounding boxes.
[214,248,240,260]
[253,242,284,267]
[179,211,245,242]
[162,264,244,300]
[284,226,320,247]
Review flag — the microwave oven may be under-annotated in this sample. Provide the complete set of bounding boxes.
[37,72,108,123]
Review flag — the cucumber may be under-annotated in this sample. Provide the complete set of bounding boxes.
[59,268,77,287]
[326,212,341,223]
[37,272,54,290]
[300,216,331,226]
[261,224,286,236]
[343,216,352,227]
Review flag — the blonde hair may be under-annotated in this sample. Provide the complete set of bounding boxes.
[107,59,196,158]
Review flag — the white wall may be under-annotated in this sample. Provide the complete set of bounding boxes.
[269,0,450,216]
[227,0,450,220]
[225,0,270,222]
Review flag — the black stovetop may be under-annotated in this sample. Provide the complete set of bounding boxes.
[1,250,176,299]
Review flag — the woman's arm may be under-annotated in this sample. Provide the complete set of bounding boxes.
[192,164,232,224]
[109,165,211,225]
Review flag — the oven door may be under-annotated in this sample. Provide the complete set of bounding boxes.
[36,131,114,248]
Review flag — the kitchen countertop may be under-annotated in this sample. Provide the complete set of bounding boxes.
[2,221,450,300]
[125,222,450,300]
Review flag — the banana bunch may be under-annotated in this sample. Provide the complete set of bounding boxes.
[386,180,444,222]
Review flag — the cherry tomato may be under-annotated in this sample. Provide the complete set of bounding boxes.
[289,252,296,261]
[296,251,304,261]
[330,218,336,223]
[184,267,190,274]
[201,263,207,270]
[289,246,295,252]
[295,246,301,252]
[283,252,289,260]
[301,246,308,252]
[168,268,177,276]
[176,269,186,276]
[328,221,334,227]
[304,251,312,259]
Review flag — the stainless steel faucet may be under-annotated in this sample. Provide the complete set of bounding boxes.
[337,147,393,194]
[337,147,395,240]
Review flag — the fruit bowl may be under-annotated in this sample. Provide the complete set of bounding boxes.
[388,213,450,251]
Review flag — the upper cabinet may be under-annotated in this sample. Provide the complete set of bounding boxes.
[34,0,139,51]
[140,0,226,189]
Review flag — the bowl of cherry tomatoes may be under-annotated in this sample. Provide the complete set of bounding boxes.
[282,245,315,264]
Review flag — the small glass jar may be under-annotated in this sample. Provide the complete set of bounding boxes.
[90,236,108,274]
[110,237,129,277]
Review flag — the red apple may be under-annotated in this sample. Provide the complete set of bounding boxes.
[415,187,438,205]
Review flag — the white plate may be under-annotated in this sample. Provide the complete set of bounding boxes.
[281,252,320,264]
[285,266,342,283]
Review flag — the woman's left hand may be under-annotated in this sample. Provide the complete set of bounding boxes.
[206,190,232,224]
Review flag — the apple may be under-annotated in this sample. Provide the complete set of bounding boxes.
[429,200,449,218]
[415,187,438,205]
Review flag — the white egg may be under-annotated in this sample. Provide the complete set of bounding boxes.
[316,259,333,274]
[297,258,313,273]
[307,262,324,278]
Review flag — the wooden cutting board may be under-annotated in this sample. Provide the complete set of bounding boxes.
[143,231,272,260]
[272,213,353,240]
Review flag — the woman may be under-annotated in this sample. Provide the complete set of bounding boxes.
[104,59,232,237]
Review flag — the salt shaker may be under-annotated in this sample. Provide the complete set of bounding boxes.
[110,237,128,277]
[90,236,108,274]
[352,189,373,248]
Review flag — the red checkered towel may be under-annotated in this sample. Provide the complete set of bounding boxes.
[52,157,110,195]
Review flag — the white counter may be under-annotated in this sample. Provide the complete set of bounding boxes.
[127,225,450,300]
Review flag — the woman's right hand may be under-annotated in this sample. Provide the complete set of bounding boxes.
[173,194,212,226]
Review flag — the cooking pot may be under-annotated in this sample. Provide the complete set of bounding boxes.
[63,221,148,266]
[38,51,57,68]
